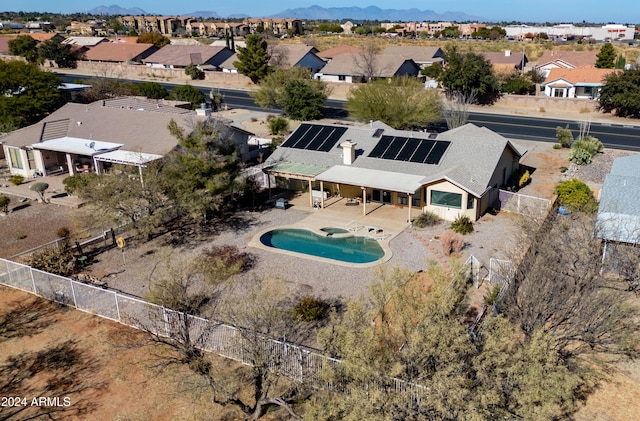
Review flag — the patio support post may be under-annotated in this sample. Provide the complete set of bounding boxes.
[320,181,325,208]
[65,154,74,176]
[308,179,313,208]
[408,193,412,223]
[362,187,366,216]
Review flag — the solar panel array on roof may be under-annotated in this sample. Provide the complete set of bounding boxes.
[368,135,450,165]
[280,124,347,152]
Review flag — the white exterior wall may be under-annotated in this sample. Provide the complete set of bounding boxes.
[316,74,356,83]
[424,181,475,221]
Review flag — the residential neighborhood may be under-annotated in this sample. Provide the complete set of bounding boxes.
[1,4,640,420]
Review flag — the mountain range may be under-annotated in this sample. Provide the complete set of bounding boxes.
[87,4,484,21]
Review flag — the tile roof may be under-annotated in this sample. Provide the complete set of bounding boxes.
[317,44,362,59]
[480,51,526,67]
[268,44,321,68]
[143,45,233,67]
[319,53,418,78]
[82,42,158,62]
[265,122,525,197]
[27,33,60,42]
[543,67,616,85]
[381,45,444,64]
[537,50,597,68]
[220,52,238,70]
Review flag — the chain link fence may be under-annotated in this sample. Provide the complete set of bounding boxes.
[496,189,552,219]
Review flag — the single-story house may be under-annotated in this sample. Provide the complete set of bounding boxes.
[535,50,598,78]
[480,50,528,72]
[381,45,445,68]
[263,121,526,222]
[596,154,640,245]
[1,97,254,179]
[26,33,64,44]
[317,44,362,60]
[541,67,616,99]
[220,53,239,73]
[142,45,235,69]
[268,44,327,74]
[81,42,159,63]
[61,36,110,47]
[315,53,420,83]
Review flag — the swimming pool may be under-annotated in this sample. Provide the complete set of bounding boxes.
[260,228,384,264]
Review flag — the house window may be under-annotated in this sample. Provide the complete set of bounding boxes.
[554,89,564,97]
[8,147,23,169]
[467,194,475,210]
[338,75,346,81]
[430,190,462,209]
[26,149,36,169]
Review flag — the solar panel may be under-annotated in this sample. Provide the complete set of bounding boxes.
[396,138,422,161]
[293,125,322,150]
[317,126,347,152]
[307,126,334,151]
[424,141,450,165]
[381,137,407,160]
[368,135,393,158]
[409,139,435,163]
[281,123,311,148]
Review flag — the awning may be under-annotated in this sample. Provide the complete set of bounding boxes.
[316,166,424,194]
[32,137,122,156]
[94,150,163,166]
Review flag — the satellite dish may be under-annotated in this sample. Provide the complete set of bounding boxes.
[89,141,96,150]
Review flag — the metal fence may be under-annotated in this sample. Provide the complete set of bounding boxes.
[488,258,515,312]
[0,257,428,398]
[496,189,551,219]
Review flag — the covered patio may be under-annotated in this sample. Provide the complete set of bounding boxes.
[31,137,122,177]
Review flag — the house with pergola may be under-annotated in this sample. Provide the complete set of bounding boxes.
[263,121,526,222]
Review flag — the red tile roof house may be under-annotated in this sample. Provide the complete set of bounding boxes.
[0,97,254,179]
[541,67,617,99]
[142,45,235,70]
[81,42,159,63]
[480,50,528,72]
[315,53,420,83]
[381,45,445,69]
[535,50,598,78]
[317,44,363,60]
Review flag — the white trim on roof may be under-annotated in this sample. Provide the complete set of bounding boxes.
[31,137,123,156]
[94,150,163,166]
[316,165,424,194]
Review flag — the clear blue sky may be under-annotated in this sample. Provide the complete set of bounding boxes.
[10,1,640,23]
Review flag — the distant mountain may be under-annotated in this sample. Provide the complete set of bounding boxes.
[186,11,222,18]
[269,5,484,22]
[88,4,146,15]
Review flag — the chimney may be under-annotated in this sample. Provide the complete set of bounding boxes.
[341,140,356,166]
[505,50,511,57]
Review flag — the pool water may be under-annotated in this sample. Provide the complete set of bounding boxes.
[260,228,384,264]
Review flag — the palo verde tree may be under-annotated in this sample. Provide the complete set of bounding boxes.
[0,60,66,130]
[346,76,441,129]
[253,67,329,120]
[439,45,501,105]
[595,42,616,68]
[598,68,640,118]
[234,34,271,84]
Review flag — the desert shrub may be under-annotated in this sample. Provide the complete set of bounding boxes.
[555,125,573,148]
[450,215,474,234]
[269,116,289,135]
[57,227,70,238]
[197,245,255,282]
[0,195,9,213]
[512,168,530,189]
[184,64,204,80]
[62,173,98,196]
[269,136,284,152]
[569,136,603,165]
[8,174,24,186]
[412,211,442,228]
[293,296,331,322]
[484,285,501,306]
[29,243,78,276]
[440,230,465,255]
[555,178,597,212]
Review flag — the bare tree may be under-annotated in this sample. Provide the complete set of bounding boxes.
[354,40,380,82]
[440,91,476,129]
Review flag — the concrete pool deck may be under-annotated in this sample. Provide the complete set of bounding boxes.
[248,195,412,268]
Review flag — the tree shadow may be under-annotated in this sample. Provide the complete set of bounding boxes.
[0,294,60,340]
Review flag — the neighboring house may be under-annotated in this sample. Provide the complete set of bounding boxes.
[66,20,107,36]
[1,97,254,179]
[119,16,192,36]
[381,45,445,68]
[26,33,64,44]
[61,36,109,48]
[268,44,326,73]
[315,53,420,83]
[317,44,362,60]
[220,53,238,73]
[340,21,356,34]
[541,67,615,98]
[81,42,158,63]
[596,155,640,245]
[0,22,24,30]
[186,21,248,38]
[143,45,235,69]
[535,50,598,78]
[480,50,528,72]
[263,122,526,222]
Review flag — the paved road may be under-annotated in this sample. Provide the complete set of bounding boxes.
[60,74,640,151]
